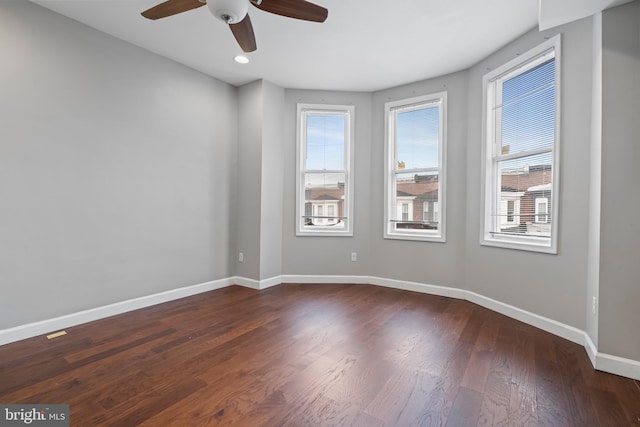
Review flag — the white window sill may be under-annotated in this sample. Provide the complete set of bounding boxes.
[481,235,557,254]
[385,231,445,243]
[297,230,353,237]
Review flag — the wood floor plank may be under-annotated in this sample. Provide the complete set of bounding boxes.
[461,348,493,393]
[507,326,538,426]
[363,365,419,424]
[445,386,483,427]
[477,346,511,425]
[535,351,574,426]
[392,368,440,426]
[1,283,639,426]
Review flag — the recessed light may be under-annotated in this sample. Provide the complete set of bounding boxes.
[234,55,249,64]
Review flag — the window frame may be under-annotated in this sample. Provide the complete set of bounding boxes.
[480,35,561,254]
[384,92,447,242]
[296,103,355,237]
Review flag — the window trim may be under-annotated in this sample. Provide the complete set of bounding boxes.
[296,103,355,236]
[384,92,447,242]
[480,35,561,254]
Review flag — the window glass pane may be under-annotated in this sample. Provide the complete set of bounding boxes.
[498,153,552,237]
[305,114,345,171]
[396,105,439,169]
[501,86,555,155]
[303,172,345,228]
[500,59,555,156]
[392,171,439,230]
[305,172,346,191]
[502,59,555,103]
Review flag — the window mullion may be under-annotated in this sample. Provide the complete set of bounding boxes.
[496,147,553,162]
[393,167,440,175]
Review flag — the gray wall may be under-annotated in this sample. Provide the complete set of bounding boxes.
[369,72,469,288]
[464,20,593,330]
[259,81,285,280]
[235,81,263,280]
[0,1,237,329]
[281,90,373,276]
[234,80,285,282]
[586,12,603,348]
[599,1,640,361]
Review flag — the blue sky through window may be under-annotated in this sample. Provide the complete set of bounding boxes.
[396,106,439,170]
[306,114,345,171]
[501,59,555,157]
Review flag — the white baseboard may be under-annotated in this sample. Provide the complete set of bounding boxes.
[596,352,640,381]
[584,333,598,368]
[368,276,466,299]
[232,276,261,290]
[232,275,282,290]
[258,275,283,290]
[0,278,233,346]
[280,274,369,285]
[464,290,588,346]
[3,274,639,381]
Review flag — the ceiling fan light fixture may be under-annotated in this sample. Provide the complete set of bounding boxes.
[234,55,249,64]
[207,0,249,24]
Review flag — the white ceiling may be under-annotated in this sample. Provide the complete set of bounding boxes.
[30,0,542,92]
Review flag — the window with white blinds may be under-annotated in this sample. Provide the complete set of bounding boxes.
[481,36,560,253]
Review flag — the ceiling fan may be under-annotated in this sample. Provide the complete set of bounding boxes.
[141,0,328,53]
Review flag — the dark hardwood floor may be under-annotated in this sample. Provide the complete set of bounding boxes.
[1,284,639,426]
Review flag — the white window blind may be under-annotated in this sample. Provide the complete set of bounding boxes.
[482,36,560,253]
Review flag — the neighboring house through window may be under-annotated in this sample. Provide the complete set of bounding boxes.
[297,104,355,236]
[481,36,560,253]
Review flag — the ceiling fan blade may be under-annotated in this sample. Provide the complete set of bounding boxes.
[250,0,328,23]
[141,0,204,20]
[229,14,257,53]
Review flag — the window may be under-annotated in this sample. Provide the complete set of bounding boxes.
[481,36,560,253]
[535,197,549,223]
[297,104,354,236]
[401,203,410,221]
[506,200,515,222]
[384,93,447,242]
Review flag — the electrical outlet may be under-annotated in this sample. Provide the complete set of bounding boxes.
[239,252,244,263]
[351,252,357,262]
[592,296,597,316]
